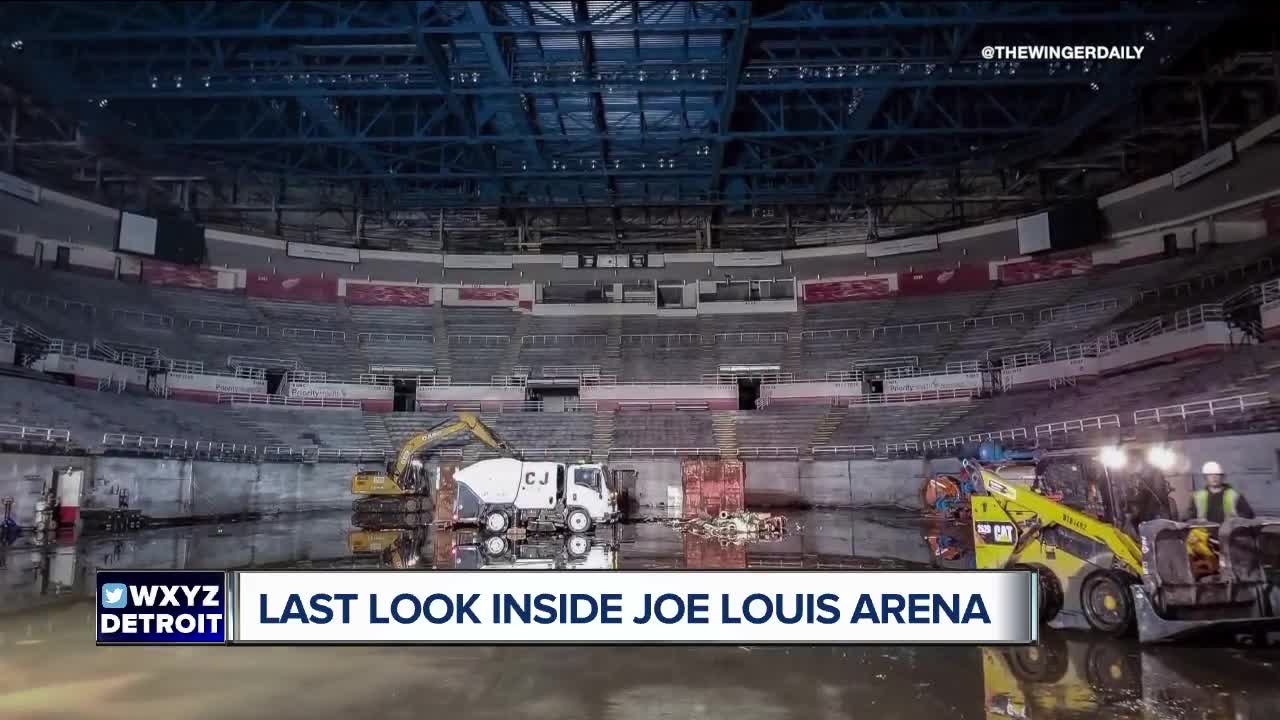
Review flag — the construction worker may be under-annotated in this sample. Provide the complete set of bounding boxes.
[1184,461,1255,523]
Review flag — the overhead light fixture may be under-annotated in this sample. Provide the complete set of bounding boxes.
[1146,446,1177,471]
[1099,446,1127,470]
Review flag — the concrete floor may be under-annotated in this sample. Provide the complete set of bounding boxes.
[1,510,1279,719]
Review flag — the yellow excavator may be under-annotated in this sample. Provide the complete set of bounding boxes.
[351,412,513,514]
[970,448,1280,644]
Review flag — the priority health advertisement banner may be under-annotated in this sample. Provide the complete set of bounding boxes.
[98,569,1037,645]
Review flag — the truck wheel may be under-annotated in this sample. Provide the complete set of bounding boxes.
[566,534,590,559]
[402,497,422,513]
[566,508,592,533]
[1081,571,1135,636]
[482,509,509,534]
[483,535,509,558]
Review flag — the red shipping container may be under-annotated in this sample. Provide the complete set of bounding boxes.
[681,459,744,518]
[802,277,894,304]
[897,265,991,296]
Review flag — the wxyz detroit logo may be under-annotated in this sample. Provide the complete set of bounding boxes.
[982,46,1145,61]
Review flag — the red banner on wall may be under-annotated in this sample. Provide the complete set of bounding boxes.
[346,283,431,306]
[998,255,1093,286]
[897,265,991,296]
[802,277,894,304]
[459,287,518,302]
[246,273,337,302]
[141,261,220,290]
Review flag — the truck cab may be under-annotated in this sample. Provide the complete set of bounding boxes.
[566,463,619,528]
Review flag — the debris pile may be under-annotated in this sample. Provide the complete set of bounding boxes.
[672,511,789,541]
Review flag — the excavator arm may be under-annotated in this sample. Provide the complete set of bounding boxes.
[354,412,514,495]
[976,468,1143,577]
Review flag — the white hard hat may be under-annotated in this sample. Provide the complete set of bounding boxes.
[1202,461,1223,475]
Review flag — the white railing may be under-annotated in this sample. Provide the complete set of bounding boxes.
[416,375,453,386]
[1257,278,1280,308]
[190,319,270,338]
[46,338,93,358]
[608,447,722,457]
[963,312,1025,327]
[489,374,528,387]
[0,326,12,343]
[357,373,396,386]
[357,332,433,346]
[824,370,866,382]
[20,323,50,343]
[1033,414,1121,438]
[93,339,122,362]
[281,327,346,343]
[616,401,711,412]
[450,334,510,346]
[192,441,258,457]
[871,320,952,336]
[702,371,794,384]
[801,327,862,341]
[944,360,983,374]
[19,292,95,315]
[102,433,190,452]
[233,365,268,380]
[217,393,362,408]
[883,441,921,454]
[163,358,206,374]
[987,342,1051,364]
[521,334,608,346]
[1038,298,1119,323]
[542,365,602,378]
[514,448,593,460]
[1133,392,1270,425]
[1051,342,1099,361]
[287,369,329,383]
[0,424,71,443]
[227,355,298,370]
[810,445,876,455]
[112,308,174,329]
[96,376,126,393]
[617,333,702,346]
[844,389,977,405]
[714,331,788,344]
[852,355,919,369]
[924,437,967,450]
[737,447,800,458]
[968,427,1029,443]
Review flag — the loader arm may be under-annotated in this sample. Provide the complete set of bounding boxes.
[381,412,514,491]
[978,468,1143,577]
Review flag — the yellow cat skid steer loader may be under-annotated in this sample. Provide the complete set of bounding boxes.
[970,459,1280,644]
[350,412,513,514]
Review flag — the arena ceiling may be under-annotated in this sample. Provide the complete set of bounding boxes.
[0,1,1275,251]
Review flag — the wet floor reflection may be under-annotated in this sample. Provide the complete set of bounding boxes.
[1,509,1278,719]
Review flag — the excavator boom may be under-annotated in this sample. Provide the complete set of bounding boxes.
[352,412,514,496]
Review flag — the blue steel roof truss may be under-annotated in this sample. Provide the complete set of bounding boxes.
[0,0,1245,211]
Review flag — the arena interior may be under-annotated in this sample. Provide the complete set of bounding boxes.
[2,1,1280,718]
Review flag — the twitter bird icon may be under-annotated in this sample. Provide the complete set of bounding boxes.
[101,583,128,609]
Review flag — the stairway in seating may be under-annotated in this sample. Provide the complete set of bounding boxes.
[334,302,369,377]
[590,410,616,462]
[782,305,807,377]
[808,404,847,453]
[603,315,623,377]
[362,413,393,453]
[711,411,739,458]
[696,316,720,381]
[430,303,453,380]
[498,312,531,378]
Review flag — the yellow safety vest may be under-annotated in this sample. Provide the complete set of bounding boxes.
[1192,488,1238,519]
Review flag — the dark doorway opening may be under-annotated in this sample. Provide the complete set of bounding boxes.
[394,378,418,412]
[1162,232,1177,257]
[54,246,71,270]
[867,371,884,395]
[738,378,761,410]
[265,370,285,395]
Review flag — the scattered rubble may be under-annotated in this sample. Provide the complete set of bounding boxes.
[668,511,790,542]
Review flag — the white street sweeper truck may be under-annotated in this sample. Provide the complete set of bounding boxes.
[451,457,619,534]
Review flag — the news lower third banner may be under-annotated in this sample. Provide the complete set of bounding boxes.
[97,569,1038,646]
